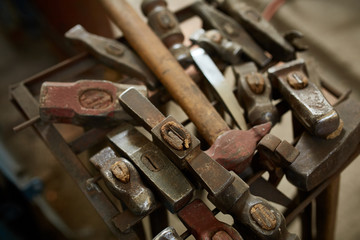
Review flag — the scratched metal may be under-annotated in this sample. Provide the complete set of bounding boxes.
[268,59,340,138]
[90,147,156,215]
[286,97,360,191]
[153,227,181,240]
[108,123,194,213]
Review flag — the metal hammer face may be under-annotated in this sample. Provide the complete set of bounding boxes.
[107,122,194,213]
[268,59,341,139]
[39,80,146,126]
[90,147,156,215]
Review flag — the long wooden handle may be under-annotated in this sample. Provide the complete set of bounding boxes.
[100,0,230,144]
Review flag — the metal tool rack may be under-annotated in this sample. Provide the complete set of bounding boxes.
[9,4,360,240]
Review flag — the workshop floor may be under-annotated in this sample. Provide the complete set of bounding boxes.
[0,0,359,239]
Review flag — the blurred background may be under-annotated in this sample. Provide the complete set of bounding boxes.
[0,0,359,239]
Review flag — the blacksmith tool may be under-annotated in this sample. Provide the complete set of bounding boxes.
[268,59,342,139]
[39,80,146,126]
[255,134,299,186]
[90,147,156,215]
[190,47,247,130]
[190,29,242,65]
[178,199,243,240]
[100,0,271,173]
[190,1,271,67]
[107,123,194,213]
[214,0,296,61]
[233,62,279,126]
[65,25,158,89]
[141,0,192,68]
[286,97,360,191]
[118,88,298,240]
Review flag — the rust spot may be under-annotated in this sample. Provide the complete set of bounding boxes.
[250,204,277,230]
[245,72,265,94]
[287,71,308,89]
[79,89,113,109]
[160,121,191,151]
[111,161,130,183]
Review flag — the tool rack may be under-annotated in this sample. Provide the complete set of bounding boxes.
[9,4,360,240]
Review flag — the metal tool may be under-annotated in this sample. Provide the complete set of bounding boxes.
[39,80,146,126]
[178,199,243,240]
[107,123,194,213]
[141,0,192,68]
[90,147,156,215]
[233,62,279,126]
[255,134,299,185]
[190,47,247,130]
[118,88,298,240]
[190,1,271,67]
[215,0,296,61]
[268,59,342,139]
[65,25,158,89]
[286,97,360,191]
[191,29,242,64]
[153,227,181,240]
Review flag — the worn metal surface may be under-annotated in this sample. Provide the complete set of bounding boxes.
[39,80,147,126]
[65,25,158,89]
[141,0,191,67]
[178,199,243,240]
[90,147,156,215]
[108,123,194,213]
[100,0,230,145]
[268,59,341,138]
[285,97,360,191]
[216,0,295,61]
[205,123,271,174]
[153,226,181,240]
[190,48,247,130]
[190,1,271,67]
[191,29,242,64]
[117,88,297,240]
[233,62,279,126]
[10,83,137,239]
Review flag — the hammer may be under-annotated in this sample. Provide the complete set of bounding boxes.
[99,0,271,173]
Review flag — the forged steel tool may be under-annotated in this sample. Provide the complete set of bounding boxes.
[190,47,247,130]
[108,122,194,213]
[286,97,360,191]
[39,80,147,126]
[65,25,158,90]
[254,134,299,186]
[233,62,279,126]
[141,0,192,68]
[190,1,271,67]
[190,29,242,65]
[214,0,296,61]
[178,199,243,240]
[90,147,156,215]
[100,0,272,172]
[268,59,342,139]
[153,227,181,240]
[118,88,299,240]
